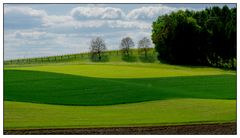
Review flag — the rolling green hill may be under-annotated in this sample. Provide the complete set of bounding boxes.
[4,48,157,66]
[4,54,236,129]
[4,69,236,106]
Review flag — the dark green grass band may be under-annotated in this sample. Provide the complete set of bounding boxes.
[4,70,236,106]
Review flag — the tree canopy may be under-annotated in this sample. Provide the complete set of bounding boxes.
[89,37,107,61]
[138,37,152,57]
[120,37,135,57]
[152,5,236,69]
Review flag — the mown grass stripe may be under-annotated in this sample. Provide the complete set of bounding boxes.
[4,99,236,129]
[5,64,235,78]
[4,70,236,106]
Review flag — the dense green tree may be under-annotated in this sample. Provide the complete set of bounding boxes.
[152,6,236,69]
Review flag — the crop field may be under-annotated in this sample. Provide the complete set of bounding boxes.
[4,61,236,130]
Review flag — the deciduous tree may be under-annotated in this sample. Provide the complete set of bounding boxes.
[89,37,107,61]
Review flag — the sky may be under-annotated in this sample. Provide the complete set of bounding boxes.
[4,3,236,60]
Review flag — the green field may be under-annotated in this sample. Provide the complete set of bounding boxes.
[4,62,236,129]
[5,63,234,78]
[4,69,236,106]
[4,99,236,129]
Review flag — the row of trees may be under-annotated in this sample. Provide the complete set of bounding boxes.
[5,37,154,64]
[89,36,154,62]
[152,5,236,69]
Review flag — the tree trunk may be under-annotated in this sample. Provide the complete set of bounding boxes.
[145,49,147,58]
[98,52,101,60]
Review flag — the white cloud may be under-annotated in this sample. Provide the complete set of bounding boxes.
[42,15,74,27]
[4,6,47,17]
[127,5,187,20]
[4,30,89,60]
[45,20,106,30]
[107,20,150,30]
[4,5,198,31]
[70,7,125,20]
[14,30,47,39]
[4,6,48,29]
[5,4,197,59]
[43,19,151,31]
[4,5,165,30]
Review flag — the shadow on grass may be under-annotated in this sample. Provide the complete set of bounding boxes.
[4,70,236,106]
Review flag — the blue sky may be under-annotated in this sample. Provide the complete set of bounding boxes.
[4,3,236,60]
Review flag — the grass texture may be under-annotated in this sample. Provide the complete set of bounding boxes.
[4,69,236,106]
[4,63,236,129]
[4,99,236,129]
[5,63,235,78]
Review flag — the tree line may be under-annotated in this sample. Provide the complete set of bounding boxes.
[152,5,236,69]
[5,37,155,65]
[89,36,155,62]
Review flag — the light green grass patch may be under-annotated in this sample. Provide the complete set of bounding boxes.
[4,99,236,129]
[5,63,235,78]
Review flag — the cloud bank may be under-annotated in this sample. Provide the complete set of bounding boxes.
[4,4,203,59]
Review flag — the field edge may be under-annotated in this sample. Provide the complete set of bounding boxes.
[4,122,236,135]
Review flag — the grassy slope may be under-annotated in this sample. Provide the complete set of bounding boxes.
[4,99,236,129]
[5,63,235,78]
[4,62,236,129]
[4,49,155,65]
[4,69,236,106]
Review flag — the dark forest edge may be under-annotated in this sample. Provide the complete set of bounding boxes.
[152,5,236,70]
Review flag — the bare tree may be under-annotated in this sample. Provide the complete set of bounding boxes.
[89,37,107,61]
[138,37,152,57]
[120,37,135,57]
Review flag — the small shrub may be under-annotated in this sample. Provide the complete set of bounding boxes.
[122,55,137,62]
[139,54,156,63]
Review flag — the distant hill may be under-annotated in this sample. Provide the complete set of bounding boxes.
[4,48,157,65]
